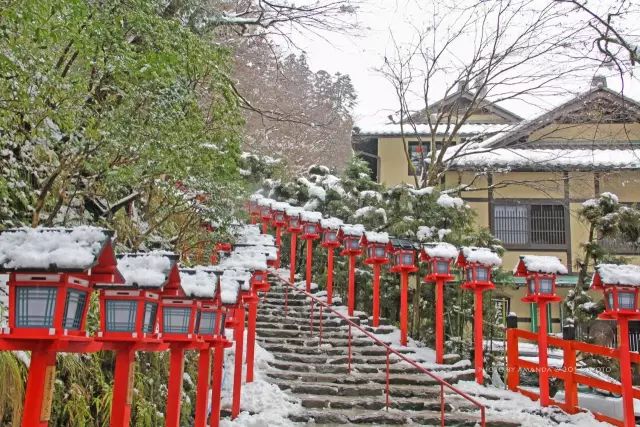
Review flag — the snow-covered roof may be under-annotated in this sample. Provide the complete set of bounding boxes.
[422,242,458,260]
[285,206,304,217]
[300,211,323,223]
[446,148,640,171]
[222,269,252,294]
[518,255,568,275]
[179,268,218,298]
[461,247,502,267]
[219,251,268,271]
[117,252,177,288]
[220,270,242,304]
[356,123,511,137]
[594,264,640,287]
[249,193,264,202]
[256,197,274,207]
[270,201,290,212]
[320,217,343,230]
[0,226,111,271]
[363,231,389,244]
[341,224,365,237]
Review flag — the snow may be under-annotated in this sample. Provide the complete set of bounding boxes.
[0,226,109,271]
[436,193,465,209]
[364,231,389,244]
[298,177,326,200]
[256,197,273,207]
[519,255,568,274]
[179,268,217,298]
[219,251,268,272]
[117,252,175,288]
[300,211,322,223]
[359,190,382,201]
[270,201,290,212]
[340,223,365,237]
[583,192,619,208]
[353,206,387,223]
[223,269,252,292]
[447,148,640,170]
[219,271,242,304]
[461,246,502,267]
[284,206,304,217]
[357,122,510,136]
[409,186,435,196]
[320,217,343,230]
[416,226,434,241]
[422,242,458,260]
[594,263,640,287]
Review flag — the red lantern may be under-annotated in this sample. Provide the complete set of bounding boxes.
[320,217,343,305]
[0,227,122,427]
[361,231,390,327]
[248,194,264,224]
[458,246,502,384]
[338,224,365,317]
[387,238,419,346]
[420,242,458,360]
[301,211,322,240]
[285,207,304,284]
[270,202,289,227]
[590,263,640,427]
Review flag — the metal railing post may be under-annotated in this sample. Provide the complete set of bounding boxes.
[385,348,390,410]
[440,383,445,427]
[319,304,324,346]
[348,324,352,374]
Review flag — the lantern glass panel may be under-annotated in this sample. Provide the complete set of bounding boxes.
[261,207,270,217]
[143,302,158,333]
[607,292,614,310]
[395,254,401,265]
[618,291,635,310]
[476,267,489,282]
[304,224,316,234]
[437,261,449,274]
[163,307,191,334]
[347,239,360,250]
[324,231,337,242]
[289,218,299,228]
[402,253,413,265]
[16,287,57,328]
[275,213,285,222]
[527,279,535,294]
[540,278,553,294]
[375,246,386,258]
[197,311,216,334]
[105,300,137,332]
[466,268,473,281]
[254,273,263,282]
[63,289,87,330]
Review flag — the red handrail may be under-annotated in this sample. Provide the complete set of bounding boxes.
[273,271,486,427]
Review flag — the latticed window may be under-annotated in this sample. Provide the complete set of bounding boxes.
[143,302,158,333]
[493,203,566,248]
[197,312,216,335]
[106,300,137,332]
[16,287,57,328]
[163,307,191,334]
[63,290,87,330]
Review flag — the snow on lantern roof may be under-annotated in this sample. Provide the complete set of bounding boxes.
[321,217,343,230]
[249,193,264,202]
[179,267,218,298]
[422,242,458,260]
[593,264,640,287]
[341,224,365,237]
[117,252,178,288]
[363,231,389,244]
[219,251,268,271]
[270,201,290,212]
[285,206,304,216]
[0,226,112,272]
[222,269,252,294]
[516,255,568,275]
[460,246,502,267]
[220,270,242,304]
[257,197,274,207]
[300,211,323,223]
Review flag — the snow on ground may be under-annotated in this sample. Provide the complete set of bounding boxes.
[219,329,301,426]
[455,381,611,426]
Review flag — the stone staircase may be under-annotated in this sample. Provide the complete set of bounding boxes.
[256,278,517,426]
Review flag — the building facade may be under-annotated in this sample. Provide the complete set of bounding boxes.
[354,79,640,334]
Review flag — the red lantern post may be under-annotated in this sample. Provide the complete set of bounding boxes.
[591,263,640,427]
[421,242,457,363]
[96,252,181,427]
[388,238,418,346]
[457,247,502,384]
[361,231,390,327]
[339,224,365,316]
[0,227,122,427]
[270,202,289,269]
[320,218,343,304]
[286,207,304,285]
[257,198,273,235]
[301,211,322,292]
[514,255,566,407]
[248,194,263,225]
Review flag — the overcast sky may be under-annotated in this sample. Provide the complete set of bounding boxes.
[289,0,640,127]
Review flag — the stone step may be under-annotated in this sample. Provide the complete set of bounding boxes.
[266,367,476,386]
[256,327,369,340]
[259,342,416,357]
[295,393,458,412]
[288,408,497,426]
[257,335,384,348]
[256,321,346,332]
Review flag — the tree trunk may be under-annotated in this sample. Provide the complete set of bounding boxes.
[577,224,595,289]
